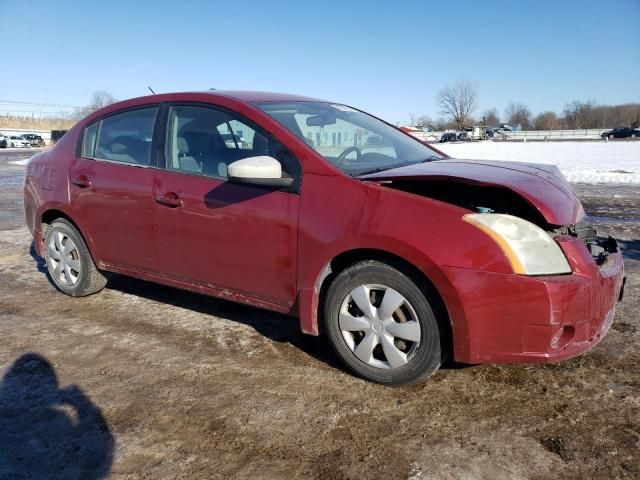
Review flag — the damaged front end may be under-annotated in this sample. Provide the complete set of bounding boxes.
[556,222,620,267]
[359,159,626,364]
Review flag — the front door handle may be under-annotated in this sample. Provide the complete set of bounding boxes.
[71,175,91,188]
[155,191,183,208]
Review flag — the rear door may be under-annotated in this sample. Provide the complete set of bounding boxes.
[152,103,301,307]
[68,106,160,273]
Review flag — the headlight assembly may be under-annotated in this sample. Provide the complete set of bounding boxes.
[463,213,572,275]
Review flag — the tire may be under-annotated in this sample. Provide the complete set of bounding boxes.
[609,135,614,140]
[632,134,637,138]
[43,218,107,296]
[324,261,445,385]
[10,142,14,148]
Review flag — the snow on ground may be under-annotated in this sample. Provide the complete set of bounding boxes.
[8,159,30,166]
[437,141,640,184]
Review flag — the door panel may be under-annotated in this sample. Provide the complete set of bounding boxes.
[69,158,158,272]
[152,170,299,306]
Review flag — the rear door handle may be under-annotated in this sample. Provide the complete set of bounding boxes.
[155,192,183,208]
[71,175,91,188]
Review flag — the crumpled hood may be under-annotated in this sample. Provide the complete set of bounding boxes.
[360,159,584,226]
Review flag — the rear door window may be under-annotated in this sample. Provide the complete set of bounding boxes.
[94,107,158,165]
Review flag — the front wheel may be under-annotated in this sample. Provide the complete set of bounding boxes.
[44,219,107,296]
[324,261,445,385]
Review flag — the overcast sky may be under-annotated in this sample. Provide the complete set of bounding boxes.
[1,0,638,124]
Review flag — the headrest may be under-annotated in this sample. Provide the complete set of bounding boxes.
[177,137,189,154]
[110,143,127,154]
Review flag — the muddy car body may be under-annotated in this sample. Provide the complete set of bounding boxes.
[23,91,625,385]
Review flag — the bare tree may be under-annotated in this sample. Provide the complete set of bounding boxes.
[437,81,478,129]
[482,108,500,126]
[534,111,559,130]
[414,115,435,129]
[505,102,532,130]
[75,91,117,119]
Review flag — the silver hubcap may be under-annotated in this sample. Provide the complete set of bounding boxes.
[339,284,421,369]
[47,231,81,287]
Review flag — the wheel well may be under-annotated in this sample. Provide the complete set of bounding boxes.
[317,248,452,360]
[41,209,77,233]
[39,209,99,263]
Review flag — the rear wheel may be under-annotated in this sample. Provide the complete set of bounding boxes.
[44,219,107,296]
[324,261,444,385]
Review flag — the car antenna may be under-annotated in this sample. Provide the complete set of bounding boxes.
[148,86,156,95]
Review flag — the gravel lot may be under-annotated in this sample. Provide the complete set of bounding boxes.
[0,150,637,479]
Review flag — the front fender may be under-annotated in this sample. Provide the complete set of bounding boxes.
[295,175,510,359]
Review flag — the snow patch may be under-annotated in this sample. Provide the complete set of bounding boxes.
[9,159,30,166]
[437,141,640,184]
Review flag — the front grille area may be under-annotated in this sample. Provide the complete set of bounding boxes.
[566,221,619,265]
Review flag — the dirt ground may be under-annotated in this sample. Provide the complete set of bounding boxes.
[0,150,638,479]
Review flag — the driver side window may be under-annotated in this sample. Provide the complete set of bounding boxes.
[165,105,301,182]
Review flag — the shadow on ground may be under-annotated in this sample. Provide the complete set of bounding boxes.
[619,239,640,260]
[29,241,471,375]
[0,353,114,479]
[105,272,347,370]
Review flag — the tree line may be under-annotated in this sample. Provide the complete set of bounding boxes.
[411,80,640,131]
[0,91,119,131]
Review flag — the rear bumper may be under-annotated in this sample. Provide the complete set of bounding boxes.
[444,236,625,364]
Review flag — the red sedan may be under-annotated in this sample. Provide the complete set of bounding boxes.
[23,91,625,385]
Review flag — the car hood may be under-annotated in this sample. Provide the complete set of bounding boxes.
[359,159,584,226]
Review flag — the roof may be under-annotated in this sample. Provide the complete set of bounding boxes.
[202,90,326,103]
[80,90,330,127]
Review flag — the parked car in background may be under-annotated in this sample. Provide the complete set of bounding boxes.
[439,132,457,143]
[24,91,625,385]
[21,133,45,147]
[486,126,511,140]
[8,136,31,148]
[50,130,68,145]
[0,133,7,148]
[601,127,640,139]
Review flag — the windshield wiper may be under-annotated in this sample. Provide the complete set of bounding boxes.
[354,166,394,176]
[355,156,441,176]
[416,155,441,163]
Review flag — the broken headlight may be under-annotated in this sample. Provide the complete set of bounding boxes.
[463,213,572,275]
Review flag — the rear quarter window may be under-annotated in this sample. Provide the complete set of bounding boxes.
[82,122,98,157]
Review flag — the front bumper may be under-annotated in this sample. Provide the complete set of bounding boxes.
[443,235,625,364]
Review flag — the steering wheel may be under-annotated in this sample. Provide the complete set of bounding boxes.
[337,146,362,166]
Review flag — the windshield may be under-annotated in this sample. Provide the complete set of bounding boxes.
[256,101,444,175]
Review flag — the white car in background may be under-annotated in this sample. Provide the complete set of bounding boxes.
[7,136,31,148]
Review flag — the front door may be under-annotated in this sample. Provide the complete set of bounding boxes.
[152,104,301,307]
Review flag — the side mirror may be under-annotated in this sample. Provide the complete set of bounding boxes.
[227,156,294,188]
